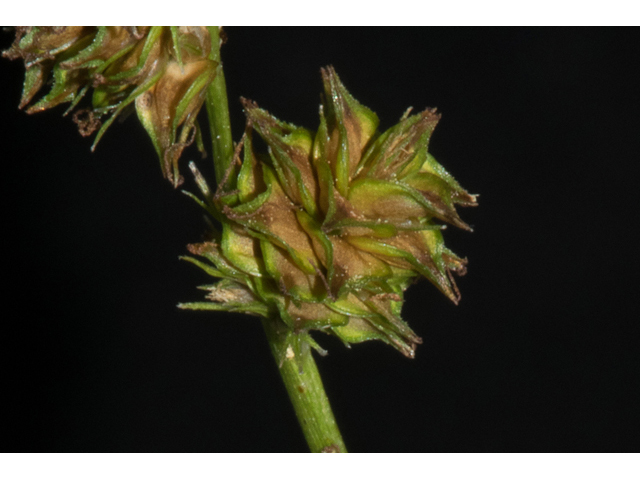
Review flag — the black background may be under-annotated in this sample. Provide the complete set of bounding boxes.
[2,28,639,452]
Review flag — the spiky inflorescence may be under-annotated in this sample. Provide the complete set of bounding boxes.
[181,67,477,359]
[4,26,217,186]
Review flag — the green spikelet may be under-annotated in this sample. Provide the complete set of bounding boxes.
[3,26,217,187]
[180,67,477,358]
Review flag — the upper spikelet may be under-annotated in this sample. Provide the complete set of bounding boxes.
[4,26,217,186]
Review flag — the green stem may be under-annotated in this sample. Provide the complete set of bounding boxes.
[262,319,347,453]
[205,26,234,185]
[203,27,346,453]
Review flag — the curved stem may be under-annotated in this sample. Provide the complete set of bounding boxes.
[205,26,234,185]
[262,319,347,453]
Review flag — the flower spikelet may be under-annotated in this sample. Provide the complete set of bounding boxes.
[3,26,217,186]
[181,67,477,358]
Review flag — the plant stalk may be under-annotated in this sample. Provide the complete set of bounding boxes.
[205,26,234,184]
[262,319,347,453]
[204,26,346,453]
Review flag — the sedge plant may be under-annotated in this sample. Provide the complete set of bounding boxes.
[4,26,477,453]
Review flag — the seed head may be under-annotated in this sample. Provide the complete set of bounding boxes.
[181,67,477,359]
[4,26,217,186]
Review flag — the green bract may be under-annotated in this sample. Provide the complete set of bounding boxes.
[4,26,217,186]
[180,67,477,359]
